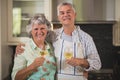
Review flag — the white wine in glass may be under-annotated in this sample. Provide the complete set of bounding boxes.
[64,52,73,59]
[64,47,73,59]
[40,50,48,57]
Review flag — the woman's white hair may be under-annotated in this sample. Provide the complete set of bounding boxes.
[26,14,51,37]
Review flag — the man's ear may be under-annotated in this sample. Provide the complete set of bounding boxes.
[75,12,77,17]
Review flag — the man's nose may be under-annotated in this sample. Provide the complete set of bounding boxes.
[38,29,42,33]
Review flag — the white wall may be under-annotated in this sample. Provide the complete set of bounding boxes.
[1,0,14,79]
[0,0,2,79]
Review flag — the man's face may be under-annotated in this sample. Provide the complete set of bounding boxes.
[58,5,76,26]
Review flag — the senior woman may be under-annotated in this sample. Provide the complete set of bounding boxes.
[11,14,56,80]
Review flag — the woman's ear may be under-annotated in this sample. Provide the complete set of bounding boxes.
[47,30,49,35]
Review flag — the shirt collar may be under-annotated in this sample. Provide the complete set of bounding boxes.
[59,25,82,42]
[59,25,79,36]
[30,38,50,50]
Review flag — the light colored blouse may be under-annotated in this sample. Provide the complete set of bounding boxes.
[12,38,56,80]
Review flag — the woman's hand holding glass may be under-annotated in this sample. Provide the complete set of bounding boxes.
[30,57,45,71]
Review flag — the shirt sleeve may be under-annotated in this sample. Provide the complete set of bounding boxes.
[11,54,27,80]
[84,37,101,71]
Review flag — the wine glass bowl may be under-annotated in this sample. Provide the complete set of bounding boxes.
[40,50,48,57]
[64,47,73,59]
[64,52,73,59]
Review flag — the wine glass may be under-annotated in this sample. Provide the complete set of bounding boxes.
[64,47,73,59]
[40,50,48,57]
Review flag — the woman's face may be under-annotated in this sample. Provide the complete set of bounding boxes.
[31,23,47,42]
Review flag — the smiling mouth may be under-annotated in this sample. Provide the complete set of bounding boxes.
[63,17,71,21]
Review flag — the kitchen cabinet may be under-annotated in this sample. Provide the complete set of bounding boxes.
[7,0,52,45]
[113,0,120,46]
[113,21,120,46]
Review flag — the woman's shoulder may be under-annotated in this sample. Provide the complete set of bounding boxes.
[19,37,31,44]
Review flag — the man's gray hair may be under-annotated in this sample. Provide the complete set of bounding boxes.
[57,2,76,15]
